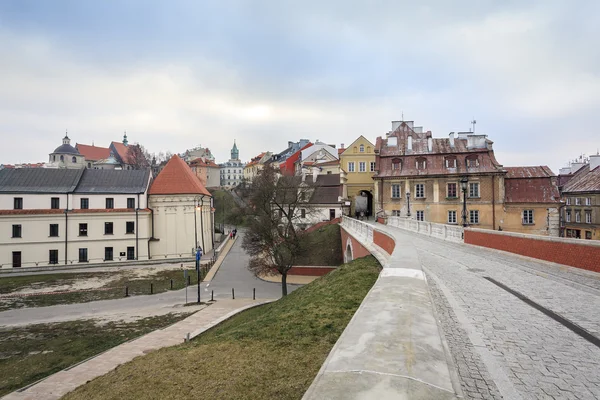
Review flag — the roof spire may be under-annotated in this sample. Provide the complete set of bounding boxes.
[123,131,128,146]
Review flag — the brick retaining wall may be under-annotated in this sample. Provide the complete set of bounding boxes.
[373,230,395,255]
[340,227,372,261]
[464,229,600,273]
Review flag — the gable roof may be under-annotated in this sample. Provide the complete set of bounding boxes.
[0,168,84,193]
[75,169,150,194]
[76,144,111,161]
[110,142,130,164]
[504,166,555,178]
[340,135,375,156]
[504,166,559,203]
[562,165,600,193]
[149,155,211,196]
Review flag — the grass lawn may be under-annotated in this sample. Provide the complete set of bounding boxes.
[0,268,207,311]
[297,224,343,266]
[0,312,194,397]
[63,255,381,400]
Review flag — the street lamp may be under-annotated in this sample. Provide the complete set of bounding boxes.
[460,176,469,227]
[406,191,411,216]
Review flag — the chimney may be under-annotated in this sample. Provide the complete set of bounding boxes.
[427,137,433,152]
[340,143,345,149]
[407,136,413,151]
[313,168,318,182]
[571,162,585,173]
[589,155,600,170]
[449,132,455,148]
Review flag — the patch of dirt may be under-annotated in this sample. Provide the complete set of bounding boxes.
[92,305,204,326]
[9,277,118,296]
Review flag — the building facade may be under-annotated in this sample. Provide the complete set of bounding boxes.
[243,152,271,183]
[189,158,221,188]
[220,141,245,187]
[47,134,87,169]
[339,136,376,217]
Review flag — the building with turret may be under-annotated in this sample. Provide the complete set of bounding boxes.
[48,134,86,169]
[220,141,245,187]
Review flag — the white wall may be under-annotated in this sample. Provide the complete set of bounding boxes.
[0,194,69,210]
[0,192,148,211]
[72,193,147,209]
[295,204,345,226]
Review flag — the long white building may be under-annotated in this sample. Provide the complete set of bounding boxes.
[0,155,213,268]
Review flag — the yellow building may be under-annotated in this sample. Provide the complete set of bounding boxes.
[340,136,376,217]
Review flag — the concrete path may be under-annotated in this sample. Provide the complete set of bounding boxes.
[2,299,273,400]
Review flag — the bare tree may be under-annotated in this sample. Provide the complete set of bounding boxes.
[127,144,150,170]
[242,166,316,296]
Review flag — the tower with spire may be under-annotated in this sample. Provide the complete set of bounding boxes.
[219,140,245,187]
[231,140,239,160]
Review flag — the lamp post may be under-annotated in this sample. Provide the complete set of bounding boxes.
[460,176,469,227]
[194,198,203,304]
[406,191,411,216]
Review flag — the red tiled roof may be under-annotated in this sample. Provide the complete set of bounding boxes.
[338,148,344,155]
[76,144,111,161]
[189,158,219,168]
[504,166,555,178]
[149,155,211,196]
[0,208,151,216]
[110,141,130,163]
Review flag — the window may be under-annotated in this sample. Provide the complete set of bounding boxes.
[575,211,581,223]
[448,210,457,224]
[586,231,592,240]
[105,222,113,235]
[586,198,592,206]
[566,198,571,205]
[51,197,60,209]
[416,157,427,169]
[72,156,77,163]
[359,144,365,153]
[469,210,480,224]
[87,163,91,168]
[353,147,357,153]
[392,210,401,216]
[127,198,135,209]
[391,184,401,199]
[522,210,534,225]
[79,248,88,262]
[370,162,376,172]
[415,184,425,198]
[575,198,581,205]
[105,247,113,261]
[12,224,22,238]
[126,221,135,234]
[106,198,114,209]
[348,162,355,172]
[585,210,592,224]
[49,224,59,237]
[14,197,23,210]
[445,157,457,168]
[392,158,401,171]
[79,223,88,236]
[466,156,480,168]
[127,246,135,260]
[469,182,480,198]
[447,183,457,198]
[359,162,366,172]
[566,210,571,223]
[416,210,424,221]
[49,250,59,265]
[300,209,306,218]
[60,155,64,162]
[80,198,89,209]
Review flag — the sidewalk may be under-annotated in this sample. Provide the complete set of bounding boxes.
[2,298,274,400]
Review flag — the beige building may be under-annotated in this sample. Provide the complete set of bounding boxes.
[339,136,376,217]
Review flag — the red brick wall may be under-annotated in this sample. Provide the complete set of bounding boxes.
[464,230,600,273]
[374,231,395,255]
[340,227,372,260]
[302,217,341,234]
[377,217,386,224]
[288,266,336,276]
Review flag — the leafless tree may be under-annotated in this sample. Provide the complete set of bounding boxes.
[242,166,316,296]
[127,144,150,170]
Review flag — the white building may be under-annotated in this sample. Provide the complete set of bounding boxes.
[220,141,245,187]
[47,134,87,169]
[0,155,214,268]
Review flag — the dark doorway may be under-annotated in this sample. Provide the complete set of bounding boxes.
[345,244,353,263]
[354,190,374,218]
[127,246,135,260]
[329,209,336,220]
[12,251,21,268]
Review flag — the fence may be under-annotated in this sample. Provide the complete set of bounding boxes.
[387,216,464,243]
[341,216,374,243]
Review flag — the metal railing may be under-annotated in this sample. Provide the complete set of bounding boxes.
[387,216,464,243]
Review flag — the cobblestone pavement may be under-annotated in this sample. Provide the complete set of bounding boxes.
[387,227,600,400]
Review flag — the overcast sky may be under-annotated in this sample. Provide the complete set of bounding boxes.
[1,0,598,172]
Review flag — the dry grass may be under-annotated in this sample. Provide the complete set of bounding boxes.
[63,256,381,400]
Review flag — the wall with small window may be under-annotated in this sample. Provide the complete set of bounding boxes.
[0,194,69,210]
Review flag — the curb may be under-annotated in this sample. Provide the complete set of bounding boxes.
[203,237,237,282]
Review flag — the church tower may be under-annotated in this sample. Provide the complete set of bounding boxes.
[231,140,239,160]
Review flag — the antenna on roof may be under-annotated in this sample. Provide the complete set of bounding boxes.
[401,110,404,121]
[471,119,476,133]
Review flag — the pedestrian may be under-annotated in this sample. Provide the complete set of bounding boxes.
[233,228,237,239]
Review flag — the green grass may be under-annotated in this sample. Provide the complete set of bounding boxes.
[0,313,194,397]
[0,267,209,311]
[63,256,381,400]
[296,224,343,266]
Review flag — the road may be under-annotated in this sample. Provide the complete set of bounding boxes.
[0,231,297,327]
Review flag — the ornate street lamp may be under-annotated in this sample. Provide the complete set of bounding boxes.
[406,191,411,217]
[460,176,469,227]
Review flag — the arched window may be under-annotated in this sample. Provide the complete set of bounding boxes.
[87,163,91,168]
[60,155,64,162]
[466,156,480,168]
[72,156,77,163]
[359,144,365,153]
[416,157,427,169]
[353,147,358,153]
[367,146,371,153]
[392,158,402,171]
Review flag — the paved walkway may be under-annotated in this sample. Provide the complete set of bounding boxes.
[2,299,273,400]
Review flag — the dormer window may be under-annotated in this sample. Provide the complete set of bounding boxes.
[466,156,480,168]
[416,157,427,170]
[392,158,401,171]
[359,144,365,153]
[445,157,457,168]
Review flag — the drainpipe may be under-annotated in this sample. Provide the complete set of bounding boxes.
[135,192,140,260]
[64,210,68,265]
[492,175,496,230]
[147,191,155,259]
[199,195,206,252]
[210,196,215,252]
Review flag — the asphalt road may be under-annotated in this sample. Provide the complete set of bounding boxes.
[0,231,296,326]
